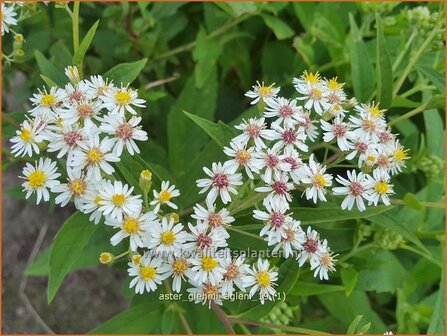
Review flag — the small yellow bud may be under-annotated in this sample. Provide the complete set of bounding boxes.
[14,34,24,43]
[65,65,80,83]
[168,213,180,223]
[139,169,153,193]
[131,254,142,265]
[99,252,113,264]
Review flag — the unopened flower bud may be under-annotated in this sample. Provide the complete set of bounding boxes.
[14,49,25,63]
[168,213,180,223]
[99,252,114,264]
[131,254,142,265]
[374,228,404,250]
[139,169,152,193]
[65,65,80,83]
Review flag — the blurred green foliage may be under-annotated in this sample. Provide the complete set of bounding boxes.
[2,2,445,334]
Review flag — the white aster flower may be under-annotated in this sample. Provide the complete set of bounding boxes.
[320,116,353,151]
[69,132,119,181]
[29,87,65,119]
[65,65,80,83]
[264,97,303,128]
[388,140,410,175]
[106,211,155,251]
[282,147,307,184]
[99,114,148,156]
[187,281,224,307]
[233,117,276,149]
[255,147,291,184]
[1,4,17,35]
[333,170,371,212]
[298,110,319,141]
[20,158,60,204]
[128,254,169,294]
[301,154,332,203]
[165,256,192,293]
[80,181,108,224]
[62,81,89,105]
[365,169,394,206]
[146,217,187,254]
[324,77,347,107]
[60,98,103,131]
[245,258,278,304]
[150,181,180,214]
[51,169,92,209]
[296,82,331,115]
[298,226,322,268]
[184,221,228,252]
[255,172,294,204]
[350,111,386,143]
[345,137,377,168]
[196,162,242,205]
[223,141,262,179]
[97,180,143,221]
[269,220,305,258]
[189,251,225,285]
[192,199,235,230]
[101,85,146,116]
[10,118,46,157]
[244,81,280,105]
[220,249,250,296]
[46,122,88,160]
[271,123,308,152]
[311,239,337,280]
[253,197,292,242]
[85,75,114,98]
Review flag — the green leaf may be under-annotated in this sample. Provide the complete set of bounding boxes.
[104,58,147,84]
[25,248,50,276]
[347,315,363,334]
[375,14,393,108]
[261,14,294,40]
[349,14,375,102]
[403,192,424,210]
[34,50,67,87]
[427,257,446,334]
[341,267,358,296]
[90,303,162,334]
[183,111,236,148]
[417,65,445,93]
[215,2,257,17]
[288,205,393,224]
[288,281,345,296]
[235,259,300,319]
[193,29,222,88]
[72,20,99,65]
[161,307,176,334]
[40,75,58,88]
[356,250,407,293]
[48,212,99,303]
[391,96,420,108]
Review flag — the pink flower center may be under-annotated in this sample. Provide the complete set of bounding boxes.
[349,181,364,196]
[69,91,83,102]
[224,263,240,281]
[270,211,285,228]
[377,155,390,167]
[266,154,279,167]
[212,173,229,189]
[78,104,94,118]
[279,105,293,117]
[116,123,134,141]
[208,212,223,228]
[246,124,261,138]
[64,131,83,147]
[282,228,295,242]
[333,123,346,137]
[197,233,213,249]
[379,131,392,144]
[362,120,376,133]
[282,130,297,143]
[356,142,368,153]
[283,157,298,170]
[272,181,288,195]
[304,238,318,253]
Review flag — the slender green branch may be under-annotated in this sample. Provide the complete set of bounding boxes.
[392,30,417,72]
[401,84,435,98]
[152,12,256,61]
[339,243,375,262]
[388,103,434,126]
[401,244,442,267]
[227,226,264,241]
[391,198,445,209]
[72,2,80,54]
[211,302,236,334]
[163,281,193,334]
[228,317,331,335]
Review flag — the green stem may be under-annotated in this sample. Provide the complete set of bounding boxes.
[400,244,442,267]
[72,1,83,77]
[391,198,446,209]
[388,102,430,126]
[416,230,445,239]
[392,30,417,72]
[401,84,435,98]
[153,12,256,61]
[393,19,443,97]
[227,226,264,241]
[228,317,331,335]
[339,243,375,262]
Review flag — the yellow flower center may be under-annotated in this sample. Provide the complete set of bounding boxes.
[369,103,384,118]
[68,179,86,195]
[41,94,55,107]
[139,266,157,281]
[313,173,326,188]
[19,128,32,142]
[172,259,188,275]
[159,190,172,203]
[366,155,376,164]
[304,71,319,85]
[256,271,271,287]
[86,148,103,164]
[161,230,176,245]
[99,252,113,264]
[115,91,132,105]
[327,77,343,90]
[112,193,126,206]
[310,87,322,99]
[201,256,218,271]
[123,217,139,234]
[375,181,389,194]
[132,255,142,265]
[394,149,408,162]
[235,150,251,165]
[94,195,103,205]
[258,85,272,98]
[28,171,46,189]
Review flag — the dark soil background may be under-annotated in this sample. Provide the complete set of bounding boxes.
[2,74,128,334]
